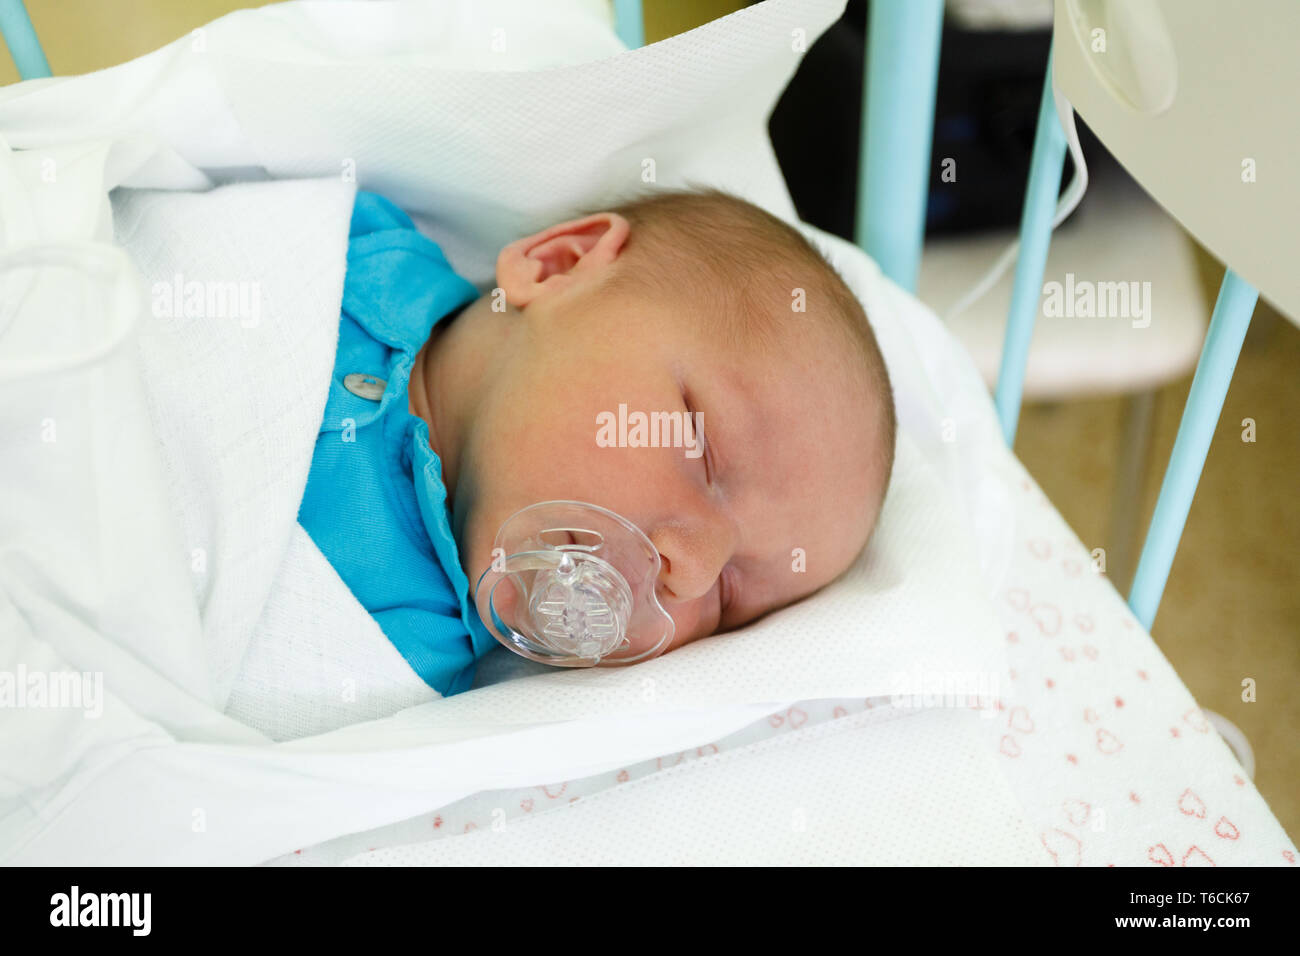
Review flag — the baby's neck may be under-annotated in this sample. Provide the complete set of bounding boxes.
[409,295,500,500]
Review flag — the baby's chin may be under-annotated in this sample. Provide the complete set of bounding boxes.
[455,503,496,594]
[662,592,720,652]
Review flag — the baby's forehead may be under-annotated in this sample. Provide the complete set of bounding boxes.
[665,270,862,358]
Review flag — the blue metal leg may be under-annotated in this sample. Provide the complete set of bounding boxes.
[0,0,50,80]
[1127,269,1258,631]
[613,0,644,49]
[857,0,943,293]
[994,51,1067,447]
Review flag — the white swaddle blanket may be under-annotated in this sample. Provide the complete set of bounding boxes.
[0,0,1023,864]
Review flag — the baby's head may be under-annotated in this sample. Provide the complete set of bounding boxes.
[416,188,896,658]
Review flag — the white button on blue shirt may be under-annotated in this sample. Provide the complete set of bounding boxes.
[297,192,497,696]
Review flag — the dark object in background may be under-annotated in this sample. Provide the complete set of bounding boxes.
[769,0,1081,242]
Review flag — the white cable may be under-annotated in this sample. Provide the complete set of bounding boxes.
[1203,709,1257,780]
[941,84,1089,323]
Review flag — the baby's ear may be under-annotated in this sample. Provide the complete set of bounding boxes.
[495,213,629,307]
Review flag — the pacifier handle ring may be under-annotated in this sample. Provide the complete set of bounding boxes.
[474,500,676,668]
[475,548,630,667]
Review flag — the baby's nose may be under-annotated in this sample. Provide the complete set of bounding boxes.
[648,517,733,604]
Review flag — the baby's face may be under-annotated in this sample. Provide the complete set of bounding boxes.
[450,245,884,656]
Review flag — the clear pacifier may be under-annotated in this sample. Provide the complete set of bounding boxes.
[474,500,675,667]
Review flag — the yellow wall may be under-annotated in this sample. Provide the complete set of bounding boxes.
[0,0,748,84]
[1,0,260,83]
[645,0,747,42]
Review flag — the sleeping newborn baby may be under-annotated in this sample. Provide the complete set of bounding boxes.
[298,188,896,695]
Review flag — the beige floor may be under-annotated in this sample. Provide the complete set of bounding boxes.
[6,0,1295,839]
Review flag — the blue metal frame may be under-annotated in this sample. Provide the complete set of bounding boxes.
[613,0,644,49]
[857,0,944,293]
[853,12,1265,630]
[1128,270,1258,629]
[0,0,49,79]
[995,53,1067,446]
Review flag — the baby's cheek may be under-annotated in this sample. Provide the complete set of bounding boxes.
[666,598,714,649]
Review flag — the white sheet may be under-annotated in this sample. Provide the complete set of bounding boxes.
[2,0,1289,867]
[343,706,1049,866]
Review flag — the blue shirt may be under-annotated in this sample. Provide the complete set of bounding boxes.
[298,192,496,696]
